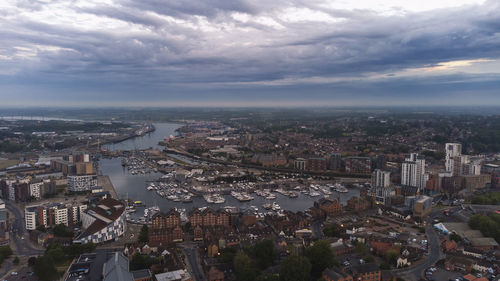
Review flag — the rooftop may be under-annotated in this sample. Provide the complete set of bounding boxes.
[155,270,192,281]
[65,249,123,281]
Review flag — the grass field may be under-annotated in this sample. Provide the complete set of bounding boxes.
[0,159,20,170]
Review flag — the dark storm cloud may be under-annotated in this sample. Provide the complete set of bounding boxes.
[0,0,500,106]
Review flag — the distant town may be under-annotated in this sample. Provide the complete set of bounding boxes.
[0,109,499,281]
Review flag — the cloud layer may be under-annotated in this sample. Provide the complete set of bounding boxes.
[1,0,500,106]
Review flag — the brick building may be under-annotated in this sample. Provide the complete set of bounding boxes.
[307,158,327,172]
[313,198,342,217]
[351,263,381,281]
[189,208,230,228]
[345,196,372,212]
[344,157,372,174]
[149,209,183,246]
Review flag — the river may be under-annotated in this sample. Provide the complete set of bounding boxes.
[98,123,360,214]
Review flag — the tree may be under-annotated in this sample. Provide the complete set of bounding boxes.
[469,214,500,243]
[0,246,13,265]
[256,274,280,281]
[218,247,237,263]
[233,251,258,281]
[323,225,340,237]
[449,233,462,242]
[28,257,37,266]
[354,242,368,255]
[279,255,311,281]
[52,224,73,237]
[363,255,374,263]
[253,239,276,269]
[130,253,161,270]
[305,240,336,279]
[13,256,19,265]
[34,256,59,281]
[46,245,65,264]
[385,250,398,266]
[36,225,46,232]
[234,251,252,273]
[138,225,149,243]
[379,262,390,270]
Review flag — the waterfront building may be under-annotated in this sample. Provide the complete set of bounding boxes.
[67,174,98,192]
[64,152,90,163]
[189,208,230,228]
[371,169,391,188]
[328,153,342,170]
[149,209,183,246]
[294,158,306,170]
[73,198,126,244]
[51,152,93,176]
[50,159,76,176]
[313,198,342,217]
[344,157,371,174]
[76,162,94,175]
[307,157,328,172]
[401,153,426,189]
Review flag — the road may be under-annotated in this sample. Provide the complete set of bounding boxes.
[5,201,44,257]
[312,220,324,239]
[179,242,205,281]
[394,210,445,281]
[0,259,13,278]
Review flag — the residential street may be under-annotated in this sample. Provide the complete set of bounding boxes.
[179,242,205,281]
[5,201,44,257]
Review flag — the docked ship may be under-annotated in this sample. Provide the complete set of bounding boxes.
[231,191,254,202]
[320,186,332,195]
[309,190,321,197]
[272,202,281,211]
[333,184,349,193]
[181,195,193,203]
[204,194,225,204]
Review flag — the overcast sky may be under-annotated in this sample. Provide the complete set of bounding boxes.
[1,0,500,107]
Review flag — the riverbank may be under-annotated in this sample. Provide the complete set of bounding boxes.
[97,175,118,199]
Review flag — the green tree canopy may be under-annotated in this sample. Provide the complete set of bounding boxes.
[52,224,73,237]
[385,249,398,266]
[138,224,149,243]
[279,255,312,281]
[34,256,59,281]
[253,239,276,269]
[305,240,336,279]
[233,251,258,281]
[323,225,340,237]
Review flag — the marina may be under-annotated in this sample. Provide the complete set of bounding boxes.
[98,123,362,222]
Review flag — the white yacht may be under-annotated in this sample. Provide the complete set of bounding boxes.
[272,202,281,211]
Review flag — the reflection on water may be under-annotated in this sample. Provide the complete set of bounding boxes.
[103,123,182,151]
